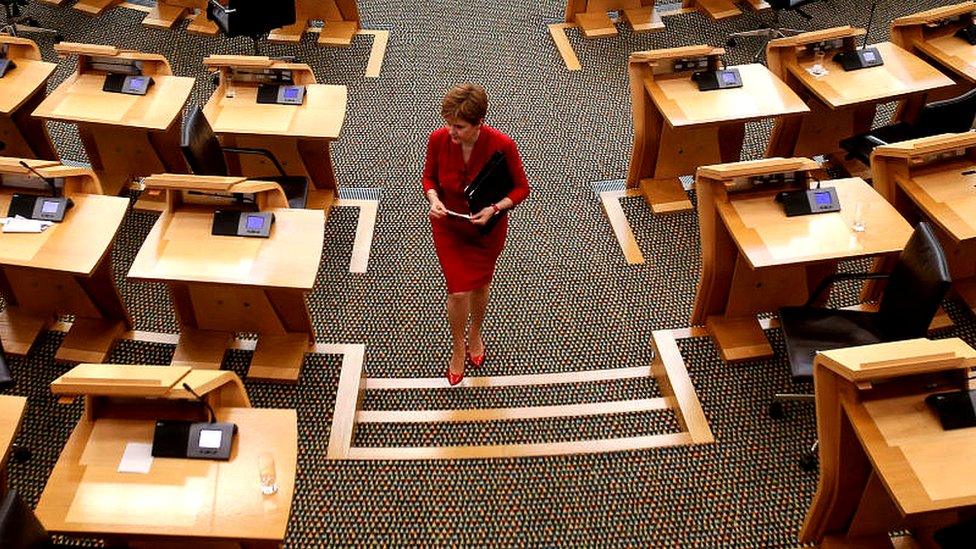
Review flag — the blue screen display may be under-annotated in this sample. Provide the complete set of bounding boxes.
[284,87,299,99]
[862,51,876,62]
[722,72,736,84]
[41,200,59,214]
[246,215,264,230]
[814,191,832,206]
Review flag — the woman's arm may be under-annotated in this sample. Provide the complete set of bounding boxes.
[422,133,448,219]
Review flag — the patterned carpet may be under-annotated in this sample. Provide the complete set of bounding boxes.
[1,0,971,546]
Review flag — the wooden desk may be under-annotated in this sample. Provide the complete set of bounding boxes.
[203,55,348,213]
[802,338,976,546]
[871,132,976,317]
[563,1,662,38]
[36,364,297,547]
[0,395,27,496]
[0,36,57,160]
[127,174,324,382]
[142,0,218,35]
[892,2,976,86]
[627,45,808,213]
[766,27,955,163]
[268,0,362,47]
[691,158,913,362]
[32,43,193,197]
[682,0,767,20]
[0,157,131,364]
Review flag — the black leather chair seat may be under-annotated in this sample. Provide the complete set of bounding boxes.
[779,307,883,379]
[0,490,49,549]
[262,175,309,209]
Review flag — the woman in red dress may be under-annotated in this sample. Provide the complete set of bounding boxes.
[422,84,530,385]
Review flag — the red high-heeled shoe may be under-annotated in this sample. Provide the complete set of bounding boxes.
[447,365,465,386]
[467,344,486,368]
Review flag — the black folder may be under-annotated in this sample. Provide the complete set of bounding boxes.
[465,151,514,233]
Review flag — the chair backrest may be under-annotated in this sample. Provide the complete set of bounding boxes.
[181,105,229,177]
[914,88,976,137]
[877,222,951,340]
[768,0,818,10]
[0,490,49,549]
[207,0,296,38]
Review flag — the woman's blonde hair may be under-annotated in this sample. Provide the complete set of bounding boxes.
[441,84,488,125]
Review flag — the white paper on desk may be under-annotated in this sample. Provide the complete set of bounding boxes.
[118,442,154,474]
[1,215,53,233]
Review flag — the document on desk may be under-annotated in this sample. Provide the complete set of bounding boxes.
[0,216,53,233]
[445,209,472,219]
[118,442,153,474]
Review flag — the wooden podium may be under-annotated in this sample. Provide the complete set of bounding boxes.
[765,27,954,166]
[126,174,325,382]
[0,157,132,364]
[563,1,663,38]
[202,55,348,214]
[891,2,976,87]
[627,45,808,213]
[0,36,57,160]
[32,43,193,197]
[36,364,297,547]
[803,338,976,546]
[871,132,976,317]
[268,0,362,47]
[691,157,912,362]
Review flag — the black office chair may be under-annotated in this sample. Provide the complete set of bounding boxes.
[934,516,976,548]
[840,89,976,165]
[726,0,823,63]
[0,337,11,387]
[0,490,49,549]
[206,0,296,56]
[181,105,308,209]
[0,0,62,40]
[773,222,950,469]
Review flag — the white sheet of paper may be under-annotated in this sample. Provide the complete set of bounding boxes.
[1,216,52,233]
[445,209,471,219]
[118,442,154,474]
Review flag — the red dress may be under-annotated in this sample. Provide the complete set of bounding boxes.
[422,125,530,293]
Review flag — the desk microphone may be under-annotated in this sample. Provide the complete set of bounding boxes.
[18,160,61,198]
[835,1,884,71]
[183,382,217,423]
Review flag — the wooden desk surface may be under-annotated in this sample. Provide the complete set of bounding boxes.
[0,58,57,115]
[787,42,955,108]
[916,30,976,83]
[127,206,324,289]
[0,395,27,468]
[203,84,347,139]
[33,73,194,130]
[716,178,913,269]
[645,63,809,128]
[895,157,976,243]
[847,392,976,515]
[35,407,297,543]
[0,193,128,275]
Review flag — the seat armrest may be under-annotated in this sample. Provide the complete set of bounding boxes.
[806,272,890,306]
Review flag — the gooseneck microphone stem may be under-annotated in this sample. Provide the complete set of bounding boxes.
[183,383,217,424]
[862,1,878,50]
[18,160,59,198]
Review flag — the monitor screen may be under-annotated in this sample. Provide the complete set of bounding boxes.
[814,191,833,206]
[722,72,736,84]
[246,215,265,230]
[283,87,299,99]
[41,200,60,214]
[198,429,223,449]
[862,51,876,62]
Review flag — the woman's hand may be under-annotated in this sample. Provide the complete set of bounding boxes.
[428,195,448,219]
[469,206,497,226]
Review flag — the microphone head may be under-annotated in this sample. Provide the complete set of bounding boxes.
[183,382,193,391]
[18,160,29,169]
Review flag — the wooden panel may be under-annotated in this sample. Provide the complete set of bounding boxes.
[358,398,669,424]
[548,23,582,72]
[52,363,190,396]
[248,333,310,383]
[651,330,713,443]
[204,84,347,139]
[55,318,125,364]
[600,190,645,264]
[365,365,653,390]
[188,285,286,335]
[0,308,50,355]
[171,329,231,370]
[706,315,773,362]
[327,344,366,459]
[345,433,694,460]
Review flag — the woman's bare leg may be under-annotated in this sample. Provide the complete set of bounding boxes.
[468,284,490,356]
[447,291,471,374]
